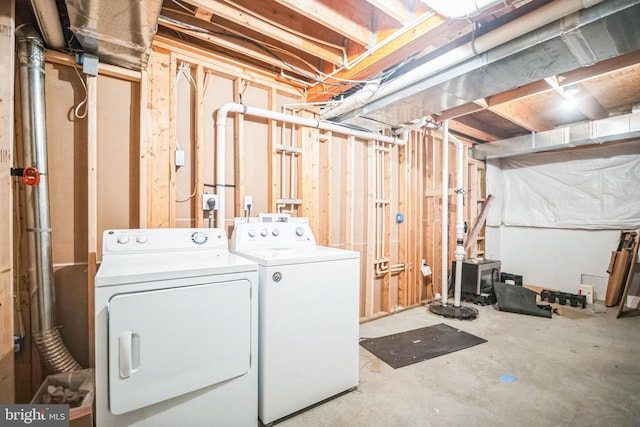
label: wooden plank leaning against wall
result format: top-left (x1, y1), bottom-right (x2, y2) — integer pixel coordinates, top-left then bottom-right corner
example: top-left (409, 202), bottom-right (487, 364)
top-left (0, 0), bottom-right (15, 403)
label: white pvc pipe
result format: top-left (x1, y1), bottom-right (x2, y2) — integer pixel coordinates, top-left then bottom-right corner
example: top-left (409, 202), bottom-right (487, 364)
top-left (321, 0), bottom-right (604, 120)
top-left (215, 102), bottom-right (402, 228)
top-left (440, 121), bottom-right (466, 307)
top-left (422, 0), bottom-right (503, 19)
top-left (441, 121), bottom-right (449, 306)
top-left (449, 131), bottom-right (466, 308)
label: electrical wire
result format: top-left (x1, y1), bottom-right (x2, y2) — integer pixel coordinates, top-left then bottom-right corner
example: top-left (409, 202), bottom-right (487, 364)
top-left (71, 62), bottom-right (88, 119)
top-left (174, 61), bottom-right (198, 202)
top-left (159, 13), bottom-right (383, 87)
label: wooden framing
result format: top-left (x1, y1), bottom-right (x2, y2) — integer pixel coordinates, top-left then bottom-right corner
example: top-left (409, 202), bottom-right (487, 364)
top-left (86, 75), bottom-right (98, 368)
top-left (0, 0), bottom-right (15, 403)
top-left (194, 64), bottom-right (205, 228)
top-left (320, 131), bottom-right (332, 247)
top-left (344, 136), bottom-right (355, 250)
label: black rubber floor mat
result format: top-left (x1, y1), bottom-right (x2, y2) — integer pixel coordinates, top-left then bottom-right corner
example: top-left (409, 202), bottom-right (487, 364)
top-left (359, 323), bottom-right (487, 369)
top-left (493, 282), bottom-right (552, 318)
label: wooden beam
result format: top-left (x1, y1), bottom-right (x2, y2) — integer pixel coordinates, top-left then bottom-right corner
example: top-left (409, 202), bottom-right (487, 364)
top-left (306, 14), bottom-right (462, 102)
top-left (159, 18), bottom-right (311, 77)
top-left (45, 50), bottom-right (141, 82)
top-left (365, 141), bottom-right (376, 317)
top-left (365, 0), bottom-right (413, 23)
top-left (86, 75), bottom-right (98, 369)
top-left (183, 0), bottom-right (344, 65)
top-left (138, 70), bottom-right (148, 228)
top-left (558, 50), bottom-right (640, 87)
top-left (345, 136), bottom-right (355, 250)
top-left (488, 102), bottom-right (552, 133)
top-left (272, 0), bottom-right (373, 47)
top-left (0, 0), bottom-right (15, 403)
top-left (570, 84), bottom-right (609, 120)
top-left (154, 35), bottom-right (304, 98)
top-left (397, 136), bottom-right (409, 307)
top-left (267, 86), bottom-right (276, 214)
top-left (147, 49), bottom-right (173, 227)
top-left (195, 64), bottom-right (205, 228)
top-left (321, 132), bottom-right (332, 247)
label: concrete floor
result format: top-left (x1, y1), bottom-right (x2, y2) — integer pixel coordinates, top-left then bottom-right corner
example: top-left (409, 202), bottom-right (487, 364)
top-left (277, 303), bottom-right (640, 427)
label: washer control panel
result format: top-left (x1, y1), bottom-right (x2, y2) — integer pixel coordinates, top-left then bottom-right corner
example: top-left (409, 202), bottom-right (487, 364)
top-left (230, 221), bottom-right (316, 251)
top-left (103, 228), bottom-right (227, 254)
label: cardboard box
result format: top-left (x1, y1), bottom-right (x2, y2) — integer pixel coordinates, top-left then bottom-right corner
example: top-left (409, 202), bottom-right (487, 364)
top-left (31, 368), bottom-right (94, 427)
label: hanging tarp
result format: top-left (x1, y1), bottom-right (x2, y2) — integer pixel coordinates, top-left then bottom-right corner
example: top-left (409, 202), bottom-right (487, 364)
top-left (486, 140), bottom-right (640, 230)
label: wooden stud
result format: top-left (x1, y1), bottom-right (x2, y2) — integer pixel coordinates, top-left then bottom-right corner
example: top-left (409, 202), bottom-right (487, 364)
top-left (345, 136), bottom-right (355, 250)
top-left (169, 54), bottom-right (178, 226)
top-left (195, 64), bottom-right (205, 228)
top-left (381, 144), bottom-right (392, 312)
top-left (86, 75), bottom-right (98, 368)
top-left (321, 131), bottom-right (332, 246)
top-left (138, 70), bottom-right (148, 228)
top-left (147, 49), bottom-right (173, 227)
top-left (0, 0), bottom-right (15, 403)
top-left (364, 141), bottom-right (376, 317)
top-left (417, 131), bottom-right (426, 302)
top-left (267, 87), bottom-right (277, 214)
top-left (233, 79), bottom-right (246, 218)
top-left (397, 136), bottom-right (409, 307)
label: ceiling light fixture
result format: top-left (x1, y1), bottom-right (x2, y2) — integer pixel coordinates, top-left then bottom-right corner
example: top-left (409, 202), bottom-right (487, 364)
top-left (419, 0), bottom-right (503, 19)
top-left (562, 83), bottom-right (580, 97)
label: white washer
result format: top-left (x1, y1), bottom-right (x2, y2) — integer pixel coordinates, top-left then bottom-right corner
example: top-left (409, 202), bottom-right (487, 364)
top-left (95, 228), bottom-right (258, 427)
top-left (230, 220), bottom-right (360, 425)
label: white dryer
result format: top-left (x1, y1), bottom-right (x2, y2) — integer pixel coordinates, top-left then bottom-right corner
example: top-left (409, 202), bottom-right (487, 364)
top-left (95, 228), bottom-right (258, 427)
top-left (230, 219), bottom-right (360, 425)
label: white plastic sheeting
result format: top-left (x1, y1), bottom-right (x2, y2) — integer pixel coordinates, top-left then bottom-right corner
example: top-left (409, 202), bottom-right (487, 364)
top-left (486, 140), bottom-right (640, 229)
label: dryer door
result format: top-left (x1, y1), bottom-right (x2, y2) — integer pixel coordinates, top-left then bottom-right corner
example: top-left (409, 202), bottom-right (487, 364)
top-left (107, 280), bottom-right (252, 415)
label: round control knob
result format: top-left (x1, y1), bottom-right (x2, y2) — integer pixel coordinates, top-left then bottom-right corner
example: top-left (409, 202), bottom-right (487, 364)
top-left (248, 229), bottom-right (257, 238)
top-left (136, 234), bottom-right (148, 243)
top-left (191, 231), bottom-right (208, 244)
top-left (295, 227), bottom-right (305, 237)
top-left (117, 234), bottom-right (129, 244)
top-left (272, 228), bottom-right (280, 237)
top-left (260, 228), bottom-right (268, 237)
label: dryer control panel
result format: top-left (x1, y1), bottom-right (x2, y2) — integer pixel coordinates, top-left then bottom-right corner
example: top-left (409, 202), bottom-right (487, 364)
top-left (103, 228), bottom-right (228, 255)
top-left (230, 221), bottom-right (316, 251)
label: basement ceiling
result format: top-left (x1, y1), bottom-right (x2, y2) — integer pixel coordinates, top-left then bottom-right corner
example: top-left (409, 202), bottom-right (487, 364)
top-left (29, 0), bottom-right (640, 144)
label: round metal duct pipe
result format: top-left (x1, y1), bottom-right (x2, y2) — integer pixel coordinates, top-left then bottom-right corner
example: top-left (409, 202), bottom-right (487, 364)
top-left (17, 26), bottom-right (82, 373)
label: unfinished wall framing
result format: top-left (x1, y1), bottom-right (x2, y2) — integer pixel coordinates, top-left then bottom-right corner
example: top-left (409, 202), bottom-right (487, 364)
top-left (10, 31), bottom-right (481, 401)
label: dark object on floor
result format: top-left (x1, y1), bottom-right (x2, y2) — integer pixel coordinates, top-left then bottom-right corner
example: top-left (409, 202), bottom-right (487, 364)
top-left (428, 303), bottom-right (479, 320)
top-left (540, 289), bottom-right (587, 308)
top-left (500, 272), bottom-right (523, 286)
top-left (462, 291), bottom-right (495, 306)
top-left (493, 282), bottom-right (552, 318)
top-left (359, 323), bottom-right (487, 369)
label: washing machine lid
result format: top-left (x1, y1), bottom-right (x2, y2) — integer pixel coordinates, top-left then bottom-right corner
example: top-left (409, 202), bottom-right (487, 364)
top-left (96, 251), bottom-right (257, 286)
top-left (232, 245), bottom-right (359, 267)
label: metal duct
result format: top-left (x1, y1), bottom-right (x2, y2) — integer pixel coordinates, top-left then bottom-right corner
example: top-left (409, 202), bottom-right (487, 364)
top-left (471, 111), bottom-right (640, 159)
top-left (17, 27), bottom-right (82, 373)
top-left (65, 0), bottom-right (163, 70)
top-left (331, 0), bottom-right (640, 130)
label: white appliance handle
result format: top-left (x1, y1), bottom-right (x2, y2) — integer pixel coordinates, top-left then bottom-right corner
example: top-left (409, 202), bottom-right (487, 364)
top-left (119, 331), bottom-right (133, 378)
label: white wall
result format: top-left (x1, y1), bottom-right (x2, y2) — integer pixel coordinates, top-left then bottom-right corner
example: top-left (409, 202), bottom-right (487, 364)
top-left (486, 225), bottom-right (618, 298)
top-left (485, 140), bottom-right (640, 300)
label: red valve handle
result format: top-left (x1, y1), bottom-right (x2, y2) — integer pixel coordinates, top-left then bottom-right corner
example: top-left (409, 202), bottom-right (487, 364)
top-left (22, 167), bottom-right (40, 186)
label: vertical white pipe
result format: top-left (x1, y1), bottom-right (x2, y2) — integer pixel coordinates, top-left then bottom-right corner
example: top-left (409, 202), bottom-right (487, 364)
top-left (441, 122), bottom-right (449, 306)
top-left (450, 132), bottom-right (466, 308)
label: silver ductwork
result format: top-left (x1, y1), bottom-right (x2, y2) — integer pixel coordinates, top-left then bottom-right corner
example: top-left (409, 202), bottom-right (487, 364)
top-left (329, 0), bottom-right (640, 130)
top-left (472, 111), bottom-right (640, 159)
top-left (65, 0), bottom-right (163, 70)
top-left (17, 27), bottom-right (82, 373)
